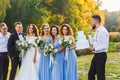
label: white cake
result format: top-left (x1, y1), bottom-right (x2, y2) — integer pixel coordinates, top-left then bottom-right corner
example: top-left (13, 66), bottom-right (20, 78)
top-left (76, 31), bottom-right (90, 50)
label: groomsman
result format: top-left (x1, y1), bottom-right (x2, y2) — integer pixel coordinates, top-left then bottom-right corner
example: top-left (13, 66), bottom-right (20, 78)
top-left (0, 23), bottom-right (11, 80)
top-left (87, 15), bottom-right (109, 80)
top-left (8, 22), bottom-right (25, 80)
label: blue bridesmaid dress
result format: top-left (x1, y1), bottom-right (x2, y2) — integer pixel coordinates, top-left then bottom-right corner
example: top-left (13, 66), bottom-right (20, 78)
top-left (38, 37), bottom-right (52, 80)
top-left (64, 46), bottom-right (78, 80)
top-left (52, 37), bottom-right (64, 80)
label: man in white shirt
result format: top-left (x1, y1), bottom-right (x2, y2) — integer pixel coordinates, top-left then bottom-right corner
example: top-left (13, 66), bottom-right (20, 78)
top-left (0, 22), bottom-right (11, 80)
top-left (87, 15), bottom-right (109, 80)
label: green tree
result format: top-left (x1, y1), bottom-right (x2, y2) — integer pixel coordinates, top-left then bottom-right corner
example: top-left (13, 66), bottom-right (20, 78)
top-left (110, 26), bottom-right (116, 32)
top-left (49, 0), bottom-right (104, 34)
top-left (0, 0), bottom-right (10, 22)
top-left (104, 10), bottom-right (120, 32)
top-left (5, 0), bottom-right (51, 32)
top-left (4, 0), bottom-right (104, 34)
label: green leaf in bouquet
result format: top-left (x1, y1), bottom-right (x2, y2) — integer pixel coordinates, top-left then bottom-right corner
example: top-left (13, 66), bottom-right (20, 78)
top-left (19, 51), bottom-right (22, 58)
top-left (44, 44), bottom-right (54, 57)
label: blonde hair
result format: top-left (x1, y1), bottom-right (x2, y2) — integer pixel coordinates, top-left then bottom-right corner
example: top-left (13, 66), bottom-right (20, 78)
top-left (41, 23), bottom-right (50, 36)
top-left (0, 22), bottom-right (7, 31)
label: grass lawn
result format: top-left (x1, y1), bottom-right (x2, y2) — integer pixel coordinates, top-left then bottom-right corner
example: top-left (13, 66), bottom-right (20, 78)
top-left (7, 52), bottom-right (120, 80)
top-left (78, 52), bottom-right (120, 80)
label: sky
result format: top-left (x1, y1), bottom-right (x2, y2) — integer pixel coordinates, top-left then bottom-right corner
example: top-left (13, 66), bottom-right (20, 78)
top-left (99, 0), bottom-right (120, 12)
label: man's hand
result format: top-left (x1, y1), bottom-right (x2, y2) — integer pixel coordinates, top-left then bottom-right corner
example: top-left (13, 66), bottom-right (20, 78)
top-left (88, 27), bottom-right (93, 35)
top-left (87, 47), bottom-right (94, 51)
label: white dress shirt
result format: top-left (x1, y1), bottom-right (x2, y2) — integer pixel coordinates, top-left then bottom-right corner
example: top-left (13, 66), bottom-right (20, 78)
top-left (0, 32), bottom-right (11, 52)
top-left (88, 26), bottom-right (109, 53)
top-left (17, 32), bottom-right (24, 41)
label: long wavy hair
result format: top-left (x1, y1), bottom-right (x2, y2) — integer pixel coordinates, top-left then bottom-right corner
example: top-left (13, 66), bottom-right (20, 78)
top-left (50, 25), bottom-right (59, 41)
top-left (27, 24), bottom-right (39, 37)
top-left (41, 23), bottom-right (50, 36)
top-left (60, 23), bottom-right (74, 36)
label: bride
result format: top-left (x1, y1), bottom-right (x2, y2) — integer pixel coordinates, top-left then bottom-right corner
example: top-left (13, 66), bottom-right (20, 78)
top-left (16, 24), bottom-right (40, 80)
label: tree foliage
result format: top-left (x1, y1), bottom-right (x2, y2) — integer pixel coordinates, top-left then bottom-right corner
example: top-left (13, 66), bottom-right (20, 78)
top-left (104, 10), bottom-right (120, 32)
top-left (2, 0), bottom-right (104, 34)
top-left (0, 0), bottom-right (10, 22)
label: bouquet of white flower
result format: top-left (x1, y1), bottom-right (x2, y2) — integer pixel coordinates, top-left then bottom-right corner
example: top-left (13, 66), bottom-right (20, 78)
top-left (44, 43), bottom-right (58, 67)
top-left (59, 36), bottom-right (72, 48)
top-left (16, 40), bottom-right (28, 51)
top-left (59, 36), bottom-right (72, 60)
top-left (35, 37), bottom-right (45, 49)
top-left (44, 44), bottom-right (54, 56)
top-left (16, 38), bottom-right (34, 58)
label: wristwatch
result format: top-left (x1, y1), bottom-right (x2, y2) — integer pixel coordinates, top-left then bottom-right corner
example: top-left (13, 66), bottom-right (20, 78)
top-left (88, 33), bottom-right (92, 35)
top-left (93, 48), bottom-right (95, 51)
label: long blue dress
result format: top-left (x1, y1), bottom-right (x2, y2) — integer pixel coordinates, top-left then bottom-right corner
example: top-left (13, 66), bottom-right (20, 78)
top-left (64, 46), bottom-right (78, 80)
top-left (52, 37), bottom-right (64, 80)
top-left (38, 37), bottom-right (52, 80)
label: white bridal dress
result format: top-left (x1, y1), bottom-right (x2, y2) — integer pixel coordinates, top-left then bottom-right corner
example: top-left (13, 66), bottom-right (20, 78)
top-left (16, 36), bottom-right (40, 80)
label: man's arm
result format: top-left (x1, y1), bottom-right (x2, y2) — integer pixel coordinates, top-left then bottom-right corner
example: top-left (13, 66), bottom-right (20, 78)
top-left (88, 27), bottom-right (94, 45)
top-left (93, 31), bottom-right (109, 52)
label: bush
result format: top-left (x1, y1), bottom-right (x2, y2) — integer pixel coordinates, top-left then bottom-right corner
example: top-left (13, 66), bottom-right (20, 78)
top-left (109, 32), bottom-right (120, 42)
top-left (108, 42), bottom-right (117, 52)
top-left (76, 42), bottom-right (120, 56)
top-left (76, 49), bottom-right (92, 56)
top-left (115, 42), bottom-right (120, 52)
top-left (108, 42), bottom-right (120, 52)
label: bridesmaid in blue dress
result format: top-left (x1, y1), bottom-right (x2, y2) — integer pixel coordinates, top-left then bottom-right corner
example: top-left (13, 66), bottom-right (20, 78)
top-left (60, 23), bottom-right (78, 80)
top-left (50, 25), bottom-right (64, 80)
top-left (38, 23), bottom-right (52, 80)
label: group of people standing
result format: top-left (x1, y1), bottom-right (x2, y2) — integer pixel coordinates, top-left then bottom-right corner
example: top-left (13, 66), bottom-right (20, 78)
top-left (0, 15), bottom-right (109, 80)
top-left (0, 22), bottom-right (78, 80)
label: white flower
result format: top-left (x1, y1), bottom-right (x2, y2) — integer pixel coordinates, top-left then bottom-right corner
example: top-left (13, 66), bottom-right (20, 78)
top-left (22, 42), bottom-right (25, 47)
top-left (64, 39), bottom-right (68, 42)
top-left (49, 44), bottom-right (53, 49)
top-left (35, 37), bottom-right (43, 45)
top-left (64, 36), bottom-right (70, 42)
top-left (44, 44), bottom-right (54, 56)
top-left (59, 38), bottom-right (62, 44)
top-left (37, 37), bottom-right (42, 42)
top-left (16, 40), bottom-right (19, 44)
top-left (24, 42), bottom-right (28, 47)
top-left (44, 44), bottom-right (49, 51)
top-left (44, 53), bottom-right (47, 57)
top-left (18, 43), bottom-right (21, 46)
top-left (36, 39), bottom-right (39, 44)
top-left (69, 40), bottom-right (72, 44)
top-left (54, 49), bottom-right (58, 53)
top-left (38, 37), bottom-right (42, 40)
top-left (49, 48), bottom-right (52, 51)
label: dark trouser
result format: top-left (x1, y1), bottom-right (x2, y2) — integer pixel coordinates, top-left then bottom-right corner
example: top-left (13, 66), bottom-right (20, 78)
top-left (88, 52), bottom-right (107, 80)
top-left (9, 57), bottom-right (21, 80)
top-left (0, 52), bottom-right (9, 80)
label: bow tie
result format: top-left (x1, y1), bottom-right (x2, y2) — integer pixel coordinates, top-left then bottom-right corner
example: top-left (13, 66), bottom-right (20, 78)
top-left (19, 33), bottom-right (23, 35)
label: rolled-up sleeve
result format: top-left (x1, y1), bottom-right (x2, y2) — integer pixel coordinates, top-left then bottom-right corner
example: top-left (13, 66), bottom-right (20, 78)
top-left (88, 35), bottom-right (94, 45)
top-left (94, 31), bottom-right (109, 52)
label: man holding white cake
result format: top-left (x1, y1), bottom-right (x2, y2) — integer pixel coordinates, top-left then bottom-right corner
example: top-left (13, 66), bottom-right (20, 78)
top-left (87, 15), bottom-right (109, 80)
